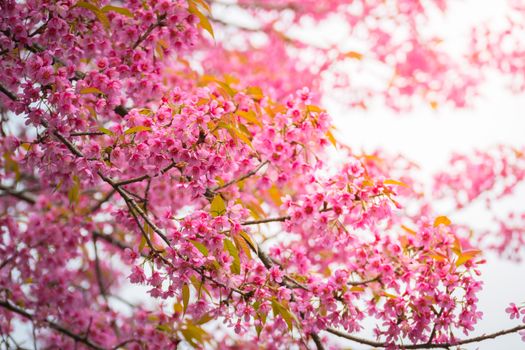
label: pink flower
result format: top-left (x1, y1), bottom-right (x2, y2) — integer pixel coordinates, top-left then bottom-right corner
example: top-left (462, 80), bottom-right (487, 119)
top-left (506, 303), bottom-right (521, 320)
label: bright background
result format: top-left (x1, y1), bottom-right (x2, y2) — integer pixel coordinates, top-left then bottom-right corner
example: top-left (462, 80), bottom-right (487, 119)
top-left (321, 1), bottom-right (525, 346)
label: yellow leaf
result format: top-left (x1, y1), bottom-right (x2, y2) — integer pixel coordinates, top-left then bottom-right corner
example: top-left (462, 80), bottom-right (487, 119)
top-left (456, 249), bottom-right (481, 267)
top-left (325, 129), bottom-right (337, 148)
top-left (271, 300), bottom-right (294, 331)
top-left (192, 0), bottom-right (211, 13)
top-left (384, 179), bottom-right (409, 188)
top-left (238, 110), bottom-right (262, 127)
top-left (210, 195), bottom-right (226, 217)
top-left (233, 232), bottom-right (252, 259)
top-left (101, 5), bottom-right (133, 17)
top-left (246, 86), bottom-right (263, 100)
top-left (401, 225), bottom-right (417, 235)
top-left (173, 302), bottom-right (183, 314)
top-left (80, 87), bottom-right (104, 95)
top-left (306, 105), bottom-right (323, 113)
top-left (124, 125), bottom-right (151, 135)
top-left (433, 216), bottom-right (451, 227)
top-left (195, 313), bottom-right (214, 325)
top-left (188, 1), bottom-right (214, 39)
top-left (181, 324), bottom-right (209, 346)
top-left (215, 81), bottom-right (236, 97)
top-left (239, 231), bottom-right (257, 254)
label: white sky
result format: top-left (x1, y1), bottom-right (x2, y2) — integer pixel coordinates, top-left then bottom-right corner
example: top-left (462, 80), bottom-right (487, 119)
top-left (324, 1), bottom-right (525, 347)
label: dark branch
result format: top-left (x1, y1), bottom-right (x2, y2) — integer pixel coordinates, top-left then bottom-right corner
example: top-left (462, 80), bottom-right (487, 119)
top-left (0, 184), bottom-right (36, 204)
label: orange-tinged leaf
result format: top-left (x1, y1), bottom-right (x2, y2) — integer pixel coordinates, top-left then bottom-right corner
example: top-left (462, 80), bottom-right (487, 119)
top-left (325, 129), bottom-right (337, 148)
top-left (384, 179), bottom-right (409, 187)
top-left (428, 252), bottom-right (448, 262)
top-left (306, 104), bottom-right (323, 113)
top-left (344, 51), bottom-right (363, 60)
top-left (80, 87), bottom-right (104, 95)
top-left (193, 0), bottom-right (211, 13)
top-left (434, 216), bottom-right (451, 227)
top-left (268, 185), bottom-right (282, 206)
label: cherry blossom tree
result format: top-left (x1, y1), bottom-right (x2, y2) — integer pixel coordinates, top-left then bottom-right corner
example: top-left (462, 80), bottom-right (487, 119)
top-left (1, 1), bottom-right (524, 349)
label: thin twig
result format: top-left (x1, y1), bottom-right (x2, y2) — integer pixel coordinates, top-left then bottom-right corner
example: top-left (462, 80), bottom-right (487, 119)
top-left (132, 15), bottom-right (166, 49)
top-left (325, 324), bottom-right (525, 349)
top-left (114, 161), bottom-right (183, 187)
top-left (212, 160), bottom-right (269, 192)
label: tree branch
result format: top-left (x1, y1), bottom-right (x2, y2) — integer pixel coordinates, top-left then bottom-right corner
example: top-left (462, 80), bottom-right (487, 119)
top-left (325, 324), bottom-right (525, 349)
top-left (0, 184), bottom-right (36, 204)
top-left (0, 300), bottom-right (105, 350)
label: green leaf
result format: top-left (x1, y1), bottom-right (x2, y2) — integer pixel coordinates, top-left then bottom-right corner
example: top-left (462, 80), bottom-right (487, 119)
top-left (223, 238), bottom-right (241, 274)
top-left (182, 284), bottom-right (190, 314)
top-left (181, 323), bottom-right (208, 346)
top-left (195, 312), bottom-right (214, 325)
top-left (190, 240), bottom-right (209, 256)
top-left (75, 1), bottom-right (99, 13)
top-left (98, 127), bottom-right (114, 136)
top-left (210, 195), bottom-right (226, 217)
top-left (124, 125), bottom-right (151, 135)
top-left (101, 5), bottom-right (133, 17)
top-left (75, 2), bottom-right (110, 30)
top-left (68, 175), bottom-right (80, 205)
top-left (271, 300), bottom-right (294, 331)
